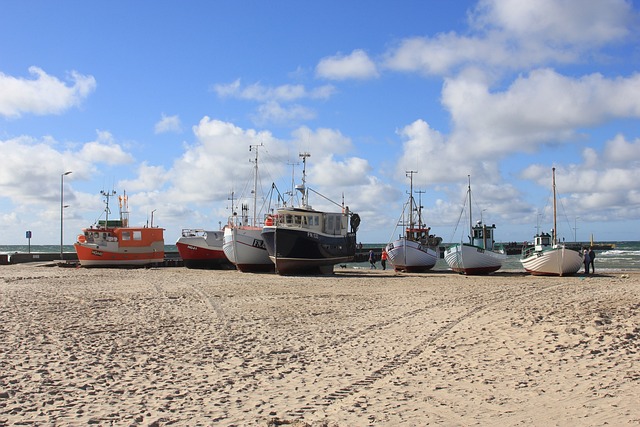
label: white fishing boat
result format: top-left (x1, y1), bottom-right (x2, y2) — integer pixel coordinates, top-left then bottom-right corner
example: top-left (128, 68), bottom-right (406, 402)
top-left (385, 171), bottom-right (441, 272)
top-left (520, 168), bottom-right (582, 276)
top-left (445, 175), bottom-right (506, 275)
top-left (223, 144), bottom-right (274, 272)
top-left (261, 152), bottom-right (361, 275)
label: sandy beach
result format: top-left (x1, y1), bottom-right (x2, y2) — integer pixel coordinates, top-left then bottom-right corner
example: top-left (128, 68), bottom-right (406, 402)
top-left (0, 265), bottom-right (638, 426)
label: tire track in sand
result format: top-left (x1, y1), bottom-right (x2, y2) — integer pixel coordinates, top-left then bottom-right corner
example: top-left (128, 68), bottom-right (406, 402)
top-left (288, 282), bottom-right (566, 416)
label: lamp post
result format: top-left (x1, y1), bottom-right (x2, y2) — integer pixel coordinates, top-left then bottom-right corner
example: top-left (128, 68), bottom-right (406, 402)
top-left (60, 171), bottom-right (72, 260)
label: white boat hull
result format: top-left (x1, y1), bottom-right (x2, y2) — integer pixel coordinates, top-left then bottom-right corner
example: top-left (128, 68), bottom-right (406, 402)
top-left (386, 238), bottom-right (437, 272)
top-left (520, 246), bottom-right (582, 276)
top-left (445, 243), bottom-right (506, 275)
top-left (223, 226), bottom-right (274, 272)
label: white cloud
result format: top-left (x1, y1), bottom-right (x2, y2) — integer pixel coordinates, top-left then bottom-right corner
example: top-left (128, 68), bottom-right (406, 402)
top-left (253, 101), bottom-right (316, 125)
top-left (383, 0), bottom-right (635, 76)
top-left (441, 69), bottom-right (640, 157)
top-left (316, 49), bottom-right (379, 80)
top-left (79, 131), bottom-right (135, 165)
top-left (154, 113), bottom-right (182, 134)
top-left (0, 66), bottom-right (96, 118)
top-left (118, 162), bottom-right (169, 192)
top-left (213, 79), bottom-right (335, 102)
top-left (471, 0), bottom-right (633, 46)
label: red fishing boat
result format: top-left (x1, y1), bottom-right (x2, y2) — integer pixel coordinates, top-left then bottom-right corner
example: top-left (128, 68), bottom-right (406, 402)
top-left (176, 228), bottom-right (234, 269)
top-left (74, 190), bottom-right (164, 267)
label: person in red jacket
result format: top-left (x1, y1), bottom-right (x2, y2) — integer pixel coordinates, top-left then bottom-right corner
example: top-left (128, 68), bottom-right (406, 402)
top-left (380, 249), bottom-right (388, 270)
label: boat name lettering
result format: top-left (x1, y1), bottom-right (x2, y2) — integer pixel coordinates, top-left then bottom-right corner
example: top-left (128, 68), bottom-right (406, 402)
top-left (187, 245), bottom-right (198, 251)
top-left (91, 250), bottom-right (103, 257)
top-left (252, 239), bottom-right (266, 249)
top-left (307, 232), bottom-right (319, 239)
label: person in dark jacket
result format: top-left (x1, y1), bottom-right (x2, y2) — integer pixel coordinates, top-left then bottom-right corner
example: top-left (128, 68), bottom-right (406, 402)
top-left (582, 248), bottom-right (591, 275)
top-left (368, 249), bottom-right (377, 269)
top-left (588, 247), bottom-right (596, 274)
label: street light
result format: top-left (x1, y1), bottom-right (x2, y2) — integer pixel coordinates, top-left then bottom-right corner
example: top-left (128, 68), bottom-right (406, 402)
top-left (60, 171), bottom-right (72, 260)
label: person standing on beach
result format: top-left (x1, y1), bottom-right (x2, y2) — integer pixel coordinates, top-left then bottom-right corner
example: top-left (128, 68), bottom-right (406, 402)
top-left (380, 249), bottom-right (387, 270)
top-left (369, 249), bottom-right (377, 269)
top-left (583, 248), bottom-right (591, 274)
top-left (589, 247), bottom-right (596, 273)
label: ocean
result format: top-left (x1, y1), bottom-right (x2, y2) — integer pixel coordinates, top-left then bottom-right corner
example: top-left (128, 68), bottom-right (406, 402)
top-left (2, 242), bottom-right (639, 272)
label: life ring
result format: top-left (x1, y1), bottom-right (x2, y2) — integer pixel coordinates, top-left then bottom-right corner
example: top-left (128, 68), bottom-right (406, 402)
top-left (78, 234), bottom-right (86, 243)
top-left (265, 215), bottom-right (274, 226)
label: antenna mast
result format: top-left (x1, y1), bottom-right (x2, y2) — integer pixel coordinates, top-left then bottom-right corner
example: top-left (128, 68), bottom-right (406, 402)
top-left (249, 143), bottom-right (263, 226)
top-left (298, 152), bottom-right (311, 207)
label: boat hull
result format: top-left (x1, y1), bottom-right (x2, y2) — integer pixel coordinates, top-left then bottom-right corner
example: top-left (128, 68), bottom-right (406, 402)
top-left (262, 227), bottom-right (356, 275)
top-left (520, 246), bottom-right (582, 276)
top-left (176, 231), bottom-right (234, 269)
top-left (74, 242), bottom-right (164, 266)
top-left (223, 226), bottom-right (274, 273)
top-left (445, 243), bottom-right (506, 275)
top-left (386, 238), bottom-right (438, 272)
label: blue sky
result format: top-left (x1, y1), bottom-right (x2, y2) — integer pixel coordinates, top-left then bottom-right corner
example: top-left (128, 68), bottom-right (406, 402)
top-left (1, 0), bottom-right (640, 246)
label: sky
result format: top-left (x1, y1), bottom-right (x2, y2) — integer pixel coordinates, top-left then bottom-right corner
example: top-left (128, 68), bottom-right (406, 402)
top-left (1, 0), bottom-right (640, 246)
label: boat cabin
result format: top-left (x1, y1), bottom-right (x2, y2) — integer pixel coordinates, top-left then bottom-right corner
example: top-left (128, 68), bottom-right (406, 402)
top-left (270, 209), bottom-right (348, 236)
top-left (471, 221), bottom-right (497, 250)
top-left (533, 232), bottom-right (553, 251)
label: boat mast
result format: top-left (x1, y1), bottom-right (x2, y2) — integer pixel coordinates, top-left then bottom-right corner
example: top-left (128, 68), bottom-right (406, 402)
top-left (552, 167), bottom-right (557, 245)
top-left (406, 170), bottom-right (417, 228)
top-left (249, 143), bottom-right (263, 226)
top-left (298, 152), bottom-right (310, 207)
top-left (467, 175), bottom-right (472, 244)
top-left (100, 189), bottom-right (116, 227)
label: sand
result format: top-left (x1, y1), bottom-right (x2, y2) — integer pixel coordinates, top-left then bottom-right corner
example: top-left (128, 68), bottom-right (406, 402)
top-left (0, 265), bottom-right (638, 426)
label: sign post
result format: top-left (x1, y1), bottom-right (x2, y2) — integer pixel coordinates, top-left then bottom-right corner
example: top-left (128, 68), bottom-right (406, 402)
top-left (26, 230), bottom-right (32, 253)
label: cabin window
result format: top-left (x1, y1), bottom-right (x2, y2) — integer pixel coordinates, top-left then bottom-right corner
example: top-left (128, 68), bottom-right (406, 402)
top-left (326, 215), bottom-right (334, 234)
top-left (285, 215), bottom-right (293, 225)
top-left (133, 231), bottom-right (142, 240)
top-left (122, 231), bottom-right (131, 241)
top-left (294, 215), bottom-right (302, 225)
top-left (314, 216), bottom-right (320, 226)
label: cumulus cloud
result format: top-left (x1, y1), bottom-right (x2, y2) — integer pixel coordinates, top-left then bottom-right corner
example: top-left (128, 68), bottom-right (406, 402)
top-left (316, 49), bottom-right (379, 80)
top-left (79, 131), bottom-right (135, 165)
top-left (383, 0), bottom-right (635, 76)
top-left (471, 0), bottom-right (634, 46)
top-left (0, 131), bottom-right (135, 207)
top-left (520, 134), bottom-right (640, 220)
top-left (154, 114), bottom-right (182, 134)
top-left (118, 162), bottom-right (169, 192)
top-left (212, 79), bottom-right (336, 126)
top-left (0, 66), bottom-right (96, 118)
top-left (442, 69), bottom-right (640, 156)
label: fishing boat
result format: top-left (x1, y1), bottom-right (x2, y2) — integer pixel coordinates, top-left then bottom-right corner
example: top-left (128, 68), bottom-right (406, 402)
top-left (74, 190), bottom-right (164, 267)
top-left (520, 168), bottom-right (582, 276)
top-left (261, 152), bottom-right (361, 275)
top-left (385, 171), bottom-right (442, 272)
top-left (223, 144), bottom-right (274, 272)
top-left (445, 176), bottom-right (506, 274)
top-left (176, 229), bottom-right (233, 269)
